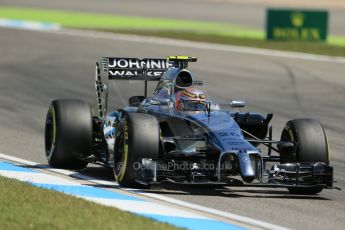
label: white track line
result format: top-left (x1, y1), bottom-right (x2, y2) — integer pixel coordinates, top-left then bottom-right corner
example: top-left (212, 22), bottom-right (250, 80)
top-left (46, 28), bottom-right (345, 64)
top-left (0, 153), bottom-right (289, 230)
top-left (0, 153), bottom-right (116, 185)
top-left (83, 197), bottom-right (211, 219)
top-left (134, 191), bottom-right (287, 230)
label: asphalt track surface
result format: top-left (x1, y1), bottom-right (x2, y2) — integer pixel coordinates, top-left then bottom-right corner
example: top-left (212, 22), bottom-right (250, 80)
top-left (1, 27), bottom-right (345, 229)
top-left (1, 0), bottom-right (345, 36)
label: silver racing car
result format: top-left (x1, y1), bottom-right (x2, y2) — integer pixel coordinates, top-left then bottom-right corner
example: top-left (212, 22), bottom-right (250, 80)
top-left (44, 56), bottom-right (336, 194)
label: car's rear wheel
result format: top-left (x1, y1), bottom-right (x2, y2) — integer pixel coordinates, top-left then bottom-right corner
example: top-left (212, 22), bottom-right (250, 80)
top-left (113, 113), bottom-right (160, 188)
top-left (280, 119), bottom-right (330, 194)
top-left (45, 99), bottom-right (92, 169)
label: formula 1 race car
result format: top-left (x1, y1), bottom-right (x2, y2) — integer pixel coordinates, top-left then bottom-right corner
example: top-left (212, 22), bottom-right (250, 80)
top-left (45, 56), bottom-right (336, 194)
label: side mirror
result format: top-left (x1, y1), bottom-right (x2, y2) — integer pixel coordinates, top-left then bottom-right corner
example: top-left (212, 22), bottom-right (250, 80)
top-left (193, 80), bottom-right (204, 86)
top-left (229, 99), bottom-right (246, 108)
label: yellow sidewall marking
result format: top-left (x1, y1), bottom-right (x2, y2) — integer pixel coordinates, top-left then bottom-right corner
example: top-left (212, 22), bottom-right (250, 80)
top-left (118, 144), bottom-right (128, 182)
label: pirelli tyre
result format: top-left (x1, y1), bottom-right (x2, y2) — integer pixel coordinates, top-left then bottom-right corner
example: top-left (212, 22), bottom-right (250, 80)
top-left (280, 118), bottom-right (330, 194)
top-left (45, 99), bottom-right (92, 169)
top-left (113, 113), bottom-right (160, 188)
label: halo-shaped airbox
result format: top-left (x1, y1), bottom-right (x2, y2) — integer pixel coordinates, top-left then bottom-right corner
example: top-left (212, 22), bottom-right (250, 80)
top-left (175, 70), bottom-right (193, 88)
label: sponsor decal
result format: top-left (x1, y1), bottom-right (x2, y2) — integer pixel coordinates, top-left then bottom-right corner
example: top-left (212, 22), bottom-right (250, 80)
top-left (107, 58), bottom-right (173, 79)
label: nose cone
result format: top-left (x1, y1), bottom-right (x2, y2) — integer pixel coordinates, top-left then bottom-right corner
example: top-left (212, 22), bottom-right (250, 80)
top-left (237, 152), bottom-right (256, 183)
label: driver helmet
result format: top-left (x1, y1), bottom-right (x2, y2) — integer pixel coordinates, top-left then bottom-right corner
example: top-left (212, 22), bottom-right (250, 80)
top-left (175, 87), bottom-right (206, 111)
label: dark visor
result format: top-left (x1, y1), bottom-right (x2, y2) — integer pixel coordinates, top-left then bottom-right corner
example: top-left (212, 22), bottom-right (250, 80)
top-left (181, 100), bottom-right (206, 111)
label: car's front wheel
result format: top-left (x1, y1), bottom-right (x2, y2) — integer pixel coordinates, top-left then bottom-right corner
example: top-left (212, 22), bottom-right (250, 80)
top-left (280, 118), bottom-right (330, 194)
top-left (113, 113), bottom-right (160, 188)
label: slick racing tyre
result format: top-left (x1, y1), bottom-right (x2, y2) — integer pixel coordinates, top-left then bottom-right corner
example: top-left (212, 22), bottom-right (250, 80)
top-left (280, 119), bottom-right (330, 194)
top-left (45, 99), bottom-right (92, 169)
top-left (113, 113), bottom-right (160, 188)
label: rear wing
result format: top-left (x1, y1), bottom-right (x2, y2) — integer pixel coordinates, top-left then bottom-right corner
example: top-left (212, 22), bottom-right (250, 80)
top-left (105, 57), bottom-right (170, 81)
top-left (97, 56), bottom-right (197, 81)
top-left (95, 56), bottom-right (197, 118)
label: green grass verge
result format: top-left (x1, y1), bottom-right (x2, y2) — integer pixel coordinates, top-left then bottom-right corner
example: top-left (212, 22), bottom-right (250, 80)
top-left (0, 176), bottom-right (180, 230)
top-left (0, 7), bottom-right (345, 57)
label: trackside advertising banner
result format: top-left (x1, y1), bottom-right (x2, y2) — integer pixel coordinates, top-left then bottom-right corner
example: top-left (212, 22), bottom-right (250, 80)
top-left (266, 9), bottom-right (328, 42)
